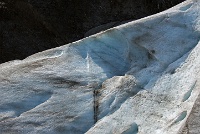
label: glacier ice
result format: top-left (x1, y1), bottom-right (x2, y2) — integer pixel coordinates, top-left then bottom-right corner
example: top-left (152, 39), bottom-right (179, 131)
top-left (0, 0), bottom-right (200, 133)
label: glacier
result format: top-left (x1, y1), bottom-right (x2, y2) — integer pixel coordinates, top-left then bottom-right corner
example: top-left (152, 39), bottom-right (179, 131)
top-left (0, 0), bottom-right (200, 133)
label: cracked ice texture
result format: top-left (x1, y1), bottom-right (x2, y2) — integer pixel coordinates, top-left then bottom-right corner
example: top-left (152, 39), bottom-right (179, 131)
top-left (0, 0), bottom-right (200, 133)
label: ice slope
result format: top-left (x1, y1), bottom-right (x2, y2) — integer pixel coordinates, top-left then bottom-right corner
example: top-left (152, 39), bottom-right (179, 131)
top-left (0, 0), bottom-right (200, 133)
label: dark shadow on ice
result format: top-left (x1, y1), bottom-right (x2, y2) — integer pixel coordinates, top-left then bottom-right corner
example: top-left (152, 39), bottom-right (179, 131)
top-left (75, 29), bottom-right (148, 78)
top-left (73, 14), bottom-right (200, 123)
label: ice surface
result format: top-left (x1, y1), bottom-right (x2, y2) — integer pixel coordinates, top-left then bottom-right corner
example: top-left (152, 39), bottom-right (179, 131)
top-left (0, 0), bottom-right (200, 133)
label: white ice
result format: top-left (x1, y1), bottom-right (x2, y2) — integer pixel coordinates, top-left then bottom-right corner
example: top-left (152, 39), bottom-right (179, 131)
top-left (0, 0), bottom-right (200, 133)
